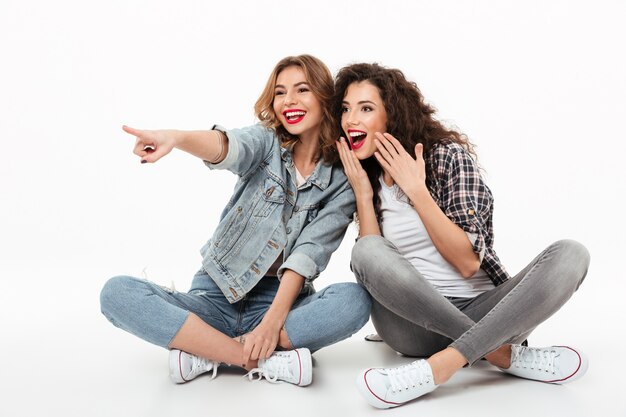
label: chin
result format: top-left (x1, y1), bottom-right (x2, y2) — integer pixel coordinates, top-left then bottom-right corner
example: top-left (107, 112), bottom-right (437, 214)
top-left (354, 150), bottom-right (371, 161)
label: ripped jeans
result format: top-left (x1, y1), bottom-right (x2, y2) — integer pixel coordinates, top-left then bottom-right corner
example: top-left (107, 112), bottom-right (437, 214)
top-left (100, 269), bottom-right (371, 352)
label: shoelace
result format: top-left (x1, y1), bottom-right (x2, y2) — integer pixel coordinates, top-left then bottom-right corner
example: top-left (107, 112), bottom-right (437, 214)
top-left (191, 355), bottom-right (218, 380)
top-left (244, 353), bottom-right (293, 384)
top-left (511, 346), bottom-right (557, 374)
top-left (386, 361), bottom-right (432, 393)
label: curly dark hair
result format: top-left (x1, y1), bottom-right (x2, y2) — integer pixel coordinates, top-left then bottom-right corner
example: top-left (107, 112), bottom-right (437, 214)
top-left (332, 63), bottom-right (477, 223)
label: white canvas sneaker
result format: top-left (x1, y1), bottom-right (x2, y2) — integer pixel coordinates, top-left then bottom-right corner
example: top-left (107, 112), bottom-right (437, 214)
top-left (356, 359), bottom-right (438, 409)
top-left (169, 349), bottom-right (219, 384)
top-left (500, 345), bottom-right (588, 384)
top-left (244, 348), bottom-right (312, 386)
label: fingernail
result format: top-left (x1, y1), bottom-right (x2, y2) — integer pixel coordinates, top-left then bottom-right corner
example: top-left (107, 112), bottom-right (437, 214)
top-left (141, 160), bottom-right (147, 164)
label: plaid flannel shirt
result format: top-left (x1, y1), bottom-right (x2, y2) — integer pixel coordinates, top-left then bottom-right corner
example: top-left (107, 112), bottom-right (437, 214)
top-left (425, 141), bottom-right (510, 286)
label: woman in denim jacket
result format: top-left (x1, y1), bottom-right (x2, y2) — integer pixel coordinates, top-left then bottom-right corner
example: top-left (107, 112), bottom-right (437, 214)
top-left (333, 63), bottom-right (590, 408)
top-left (100, 55), bottom-right (371, 387)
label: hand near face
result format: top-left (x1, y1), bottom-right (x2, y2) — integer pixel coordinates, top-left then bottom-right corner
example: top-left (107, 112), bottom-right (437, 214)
top-left (122, 125), bottom-right (178, 164)
top-left (374, 132), bottom-right (426, 197)
top-left (336, 137), bottom-right (374, 201)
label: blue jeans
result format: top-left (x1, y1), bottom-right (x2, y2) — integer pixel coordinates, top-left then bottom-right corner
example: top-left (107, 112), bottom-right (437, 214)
top-left (100, 269), bottom-right (371, 352)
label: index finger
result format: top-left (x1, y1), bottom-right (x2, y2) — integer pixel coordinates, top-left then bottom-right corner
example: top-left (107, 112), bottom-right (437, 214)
top-left (336, 138), bottom-right (350, 167)
top-left (338, 138), bottom-right (358, 174)
top-left (382, 133), bottom-right (404, 154)
top-left (122, 125), bottom-right (142, 137)
top-left (242, 338), bottom-right (253, 365)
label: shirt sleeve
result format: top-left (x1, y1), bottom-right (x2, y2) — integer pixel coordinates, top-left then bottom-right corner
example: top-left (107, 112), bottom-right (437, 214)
top-left (278, 180), bottom-right (356, 283)
top-left (434, 145), bottom-right (493, 262)
top-left (204, 124), bottom-right (276, 178)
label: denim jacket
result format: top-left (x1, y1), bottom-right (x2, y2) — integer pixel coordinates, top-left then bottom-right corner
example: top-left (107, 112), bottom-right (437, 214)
top-left (200, 124), bottom-right (356, 303)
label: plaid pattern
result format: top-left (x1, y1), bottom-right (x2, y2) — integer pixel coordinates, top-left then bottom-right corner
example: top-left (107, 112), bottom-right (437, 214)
top-left (425, 141), bottom-right (510, 286)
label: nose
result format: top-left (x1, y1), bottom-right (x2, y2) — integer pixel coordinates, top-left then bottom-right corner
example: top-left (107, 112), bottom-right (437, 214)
top-left (284, 90), bottom-right (297, 107)
top-left (345, 110), bottom-right (359, 126)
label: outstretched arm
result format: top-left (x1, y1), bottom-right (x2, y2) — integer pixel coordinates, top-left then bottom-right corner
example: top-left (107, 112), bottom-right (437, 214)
top-left (122, 125), bottom-right (228, 164)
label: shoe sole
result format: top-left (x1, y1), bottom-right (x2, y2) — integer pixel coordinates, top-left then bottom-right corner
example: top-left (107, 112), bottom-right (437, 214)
top-left (355, 369), bottom-right (398, 409)
top-left (168, 349), bottom-right (187, 384)
top-left (550, 346), bottom-right (589, 384)
top-left (501, 345), bottom-right (589, 385)
top-left (295, 348), bottom-right (313, 386)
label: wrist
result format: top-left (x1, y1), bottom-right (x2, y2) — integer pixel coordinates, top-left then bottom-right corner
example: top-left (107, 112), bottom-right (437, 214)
top-left (356, 189), bottom-right (374, 201)
top-left (263, 308), bottom-right (288, 330)
top-left (407, 183), bottom-right (430, 205)
top-left (171, 129), bottom-right (184, 148)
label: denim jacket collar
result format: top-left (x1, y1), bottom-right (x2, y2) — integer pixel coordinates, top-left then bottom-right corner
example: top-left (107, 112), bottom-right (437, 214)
top-left (280, 145), bottom-right (331, 191)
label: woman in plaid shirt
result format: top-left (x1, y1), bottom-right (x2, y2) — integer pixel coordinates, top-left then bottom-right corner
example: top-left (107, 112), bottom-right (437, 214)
top-left (333, 63), bottom-right (590, 409)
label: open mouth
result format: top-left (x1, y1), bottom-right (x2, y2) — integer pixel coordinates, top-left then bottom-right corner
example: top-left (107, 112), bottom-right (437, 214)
top-left (347, 129), bottom-right (367, 150)
top-left (283, 109), bottom-right (306, 125)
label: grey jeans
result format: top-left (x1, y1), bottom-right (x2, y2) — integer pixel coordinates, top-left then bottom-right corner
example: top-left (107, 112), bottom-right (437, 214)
top-left (351, 236), bottom-right (589, 365)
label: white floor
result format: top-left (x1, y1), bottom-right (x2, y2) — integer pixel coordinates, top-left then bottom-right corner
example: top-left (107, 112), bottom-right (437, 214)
top-left (1, 269), bottom-right (623, 417)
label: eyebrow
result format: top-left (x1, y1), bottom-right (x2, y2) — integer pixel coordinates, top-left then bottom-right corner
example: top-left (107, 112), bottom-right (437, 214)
top-left (275, 81), bottom-right (309, 89)
top-left (342, 100), bottom-right (378, 106)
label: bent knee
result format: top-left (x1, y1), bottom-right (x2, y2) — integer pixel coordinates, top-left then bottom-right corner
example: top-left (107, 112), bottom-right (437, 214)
top-left (337, 282), bottom-right (372, 312)
top-left (352, 235), bottom-right (384, 265)
top-left (556, 239), bottom-right (590, 266)
top-left (554, 239), bottom-right (591, 276)
top-left (330, 282), bottom-right (372, 328)
top-left (351, 235), bottom-right (398, 279)
top-left (100, 275), bottom-right (139, 316)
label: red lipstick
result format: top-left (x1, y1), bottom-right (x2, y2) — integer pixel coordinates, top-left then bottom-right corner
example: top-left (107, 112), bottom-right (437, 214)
top-left (347, 129), bottom-right (367, 150)
top-left (283, 109), bottom-right (307, 125)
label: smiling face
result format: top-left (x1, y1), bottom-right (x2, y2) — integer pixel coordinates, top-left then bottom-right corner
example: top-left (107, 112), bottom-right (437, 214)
top-left (341, 81), bottom-right (388, 159)
top-left (272, 65), bottom-right (323, 141)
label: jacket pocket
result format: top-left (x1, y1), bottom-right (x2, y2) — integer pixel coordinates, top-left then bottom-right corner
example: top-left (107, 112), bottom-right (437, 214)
top-left (212, 205), bottom-right (245, 252)
top-left (255, 177), bottom-right (286, 217)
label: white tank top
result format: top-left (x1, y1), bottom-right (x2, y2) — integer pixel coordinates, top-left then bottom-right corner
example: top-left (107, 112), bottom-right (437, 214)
top-left (379, 177), bottom-right (494, 298)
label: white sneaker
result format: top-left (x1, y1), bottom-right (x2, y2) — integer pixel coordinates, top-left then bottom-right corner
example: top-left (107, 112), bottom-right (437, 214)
top-left (500, 345), bottom-right (588, 384)
top-left (356, 360), bottom-right (438, 409)
top-left (244, 348), bottom-right (312, 386)
top-left (169, 349), bottom-right (219, 384)
top-left (364, 333), bottom-right (383, 342)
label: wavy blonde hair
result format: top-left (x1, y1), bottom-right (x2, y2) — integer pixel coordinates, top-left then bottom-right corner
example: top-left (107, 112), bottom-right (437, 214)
top-left (255, 55), bottom-right (339, 164)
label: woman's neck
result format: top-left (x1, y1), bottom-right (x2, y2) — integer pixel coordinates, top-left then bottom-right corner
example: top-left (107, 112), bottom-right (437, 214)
top-left (382, 170), bottom-right (394, 187)
top-left (292, 134), bottom-right (320, 177)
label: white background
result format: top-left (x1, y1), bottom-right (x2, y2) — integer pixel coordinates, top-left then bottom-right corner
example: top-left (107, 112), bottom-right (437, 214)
top-left (1, 1), bottom-right (625, 416)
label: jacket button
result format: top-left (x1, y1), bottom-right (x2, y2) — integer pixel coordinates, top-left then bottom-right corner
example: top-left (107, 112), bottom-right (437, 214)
top-left (294, 206), bottom-right (300, 212)
top-left (286, 227), bottom-right (292, 234)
